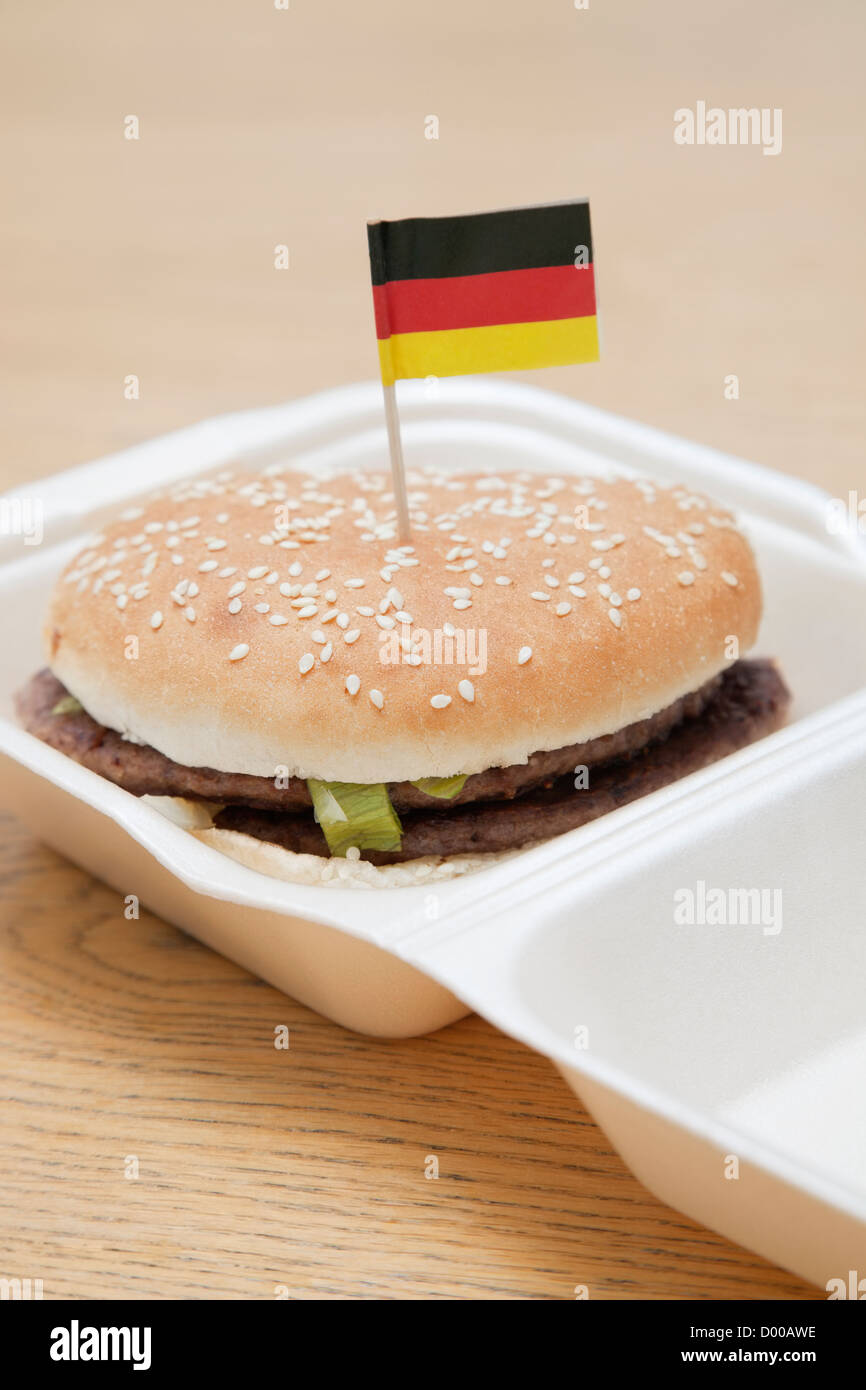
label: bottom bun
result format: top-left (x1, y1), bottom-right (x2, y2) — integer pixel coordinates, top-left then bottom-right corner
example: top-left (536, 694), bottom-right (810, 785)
top-left (190, 826), bottom-right (516, 889)
top-left (143, 795), bottom-right (515, 886)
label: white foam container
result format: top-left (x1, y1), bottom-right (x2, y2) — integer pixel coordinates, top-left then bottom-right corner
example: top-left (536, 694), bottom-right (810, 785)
top-left (2, 379), bottom-right (865, 1289)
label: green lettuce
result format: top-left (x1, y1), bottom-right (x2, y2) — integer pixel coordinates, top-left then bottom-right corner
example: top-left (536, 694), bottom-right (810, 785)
top-left (307, 779), bottom-right (403, 857)
top-left (410, 775), bottom-right (468, 800)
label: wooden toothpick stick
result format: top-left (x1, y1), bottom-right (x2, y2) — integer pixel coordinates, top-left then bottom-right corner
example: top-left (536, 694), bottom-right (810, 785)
top-left (382, 382), bottom-right (412, 542)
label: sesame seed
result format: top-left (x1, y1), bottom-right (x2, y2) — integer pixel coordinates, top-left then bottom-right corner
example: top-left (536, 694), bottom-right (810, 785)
top-left (598, 582), bottom-right (611, 598)
top-left (609, 593), bottom-right (623, 607)
top-left (530, 591), bottom-right (551, 602)
top-left (229, 644), bottom-right (249, 661)
top-left (344, 578), bottom-right (365, 588)
top-left (248, 566), bottom-right (269, 579)
top-left (608, 607), bottom-right (622, 628)
top-left (199, 560), bottom-right (219, 572)
top-left (458, 679), bottom-right (475, 702)
top-left (228, 582), bottom-right (246, 597)
top-left (627, 588), bottom-right (641, 601)
top-left (315, 568), bottom-right (331, 581)
top-left (555, 602), bottom-right (572, 616)
top-left (150, 611), bottom-right (163, 630)
top-left (518, 646), bottom-right (532, 665)
top-left (299, 653), bottom-right (315, 674)
top-left (568, 571), bottom-right (585, 584)
top-left (255, 602), bottom-right (270, 613)
top-left (206, 538), bottom-right (227, 551)
top-left (453, 598), bottom-right (472, 610)
top-left (494, 576), bottom-right (512, 585)
top-left (344, 629), bottom-right (360, 644)
top-left (376, 614), bottom-right (396, 629)
top-left (431, 694), bottom-right (451, 709)
top-left (184, 606), bottom-right (196, 622)
top-left (346, 674), bottom-right (360, 695)
top-left (369, 689), bottom-right (384, 709)
top-left (336, 613), bottom-right (349, 629)
top-left (677, 571), bottom-right (695, 586)
top-left (721, 571), bottom-right (739, 587)
top-left (228, 598), bottom-right (242, 614)
top-left (569, 585), bottom-right (587, 598)
top-left (320, 642), bottom-right (333, 662)
top-left (297, 605), bottom-right (318, 618)
top-left (269, 614), bottom-right (288, 625)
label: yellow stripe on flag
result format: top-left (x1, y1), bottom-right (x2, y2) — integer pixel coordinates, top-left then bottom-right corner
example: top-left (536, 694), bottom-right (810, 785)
top-left (377, 315), bottom-right (599, 386)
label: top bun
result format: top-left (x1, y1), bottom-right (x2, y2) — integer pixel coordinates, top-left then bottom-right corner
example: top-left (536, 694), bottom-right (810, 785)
top-left (44, 465), bottom-right (761, 782)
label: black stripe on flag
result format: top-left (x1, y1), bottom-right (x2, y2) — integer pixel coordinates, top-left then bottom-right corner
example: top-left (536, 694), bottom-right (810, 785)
top-left (367, 200), bottom-right (593, 285)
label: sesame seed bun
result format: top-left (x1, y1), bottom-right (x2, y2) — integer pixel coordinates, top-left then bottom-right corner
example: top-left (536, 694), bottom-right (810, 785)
top-left (44, 466), bottom-right (761, 783)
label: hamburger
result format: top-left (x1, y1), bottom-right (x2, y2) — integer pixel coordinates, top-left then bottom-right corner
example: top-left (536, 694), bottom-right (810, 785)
top-left (16, 465), bottom-right (790, 886)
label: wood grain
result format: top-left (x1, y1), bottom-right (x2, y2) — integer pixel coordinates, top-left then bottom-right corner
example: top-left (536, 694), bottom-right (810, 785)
top-left (0, 812), bottom-right (818, 1301)
top-left (1, 0), bottom-right (862, 1300)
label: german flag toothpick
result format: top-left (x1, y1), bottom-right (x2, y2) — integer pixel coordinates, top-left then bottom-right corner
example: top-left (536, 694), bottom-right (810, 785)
top-left (367, 200), bottom-right (598, 385)
top-left (366, 199), bottom-right (599, 539)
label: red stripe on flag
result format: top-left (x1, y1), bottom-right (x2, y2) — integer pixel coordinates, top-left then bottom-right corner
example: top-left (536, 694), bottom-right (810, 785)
top-left (372, 263), bottom-right (596, 339)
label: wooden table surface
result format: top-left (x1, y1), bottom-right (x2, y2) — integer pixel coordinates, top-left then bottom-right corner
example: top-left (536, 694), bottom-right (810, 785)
top-left (1, 0), bottom-right (862, 1300)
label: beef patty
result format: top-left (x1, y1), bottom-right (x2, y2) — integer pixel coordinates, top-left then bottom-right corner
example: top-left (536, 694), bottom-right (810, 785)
top-left (16, 659), bottom-right (790, 863)
top-left (214, 660), bottom-right (789, 862)
top-left (17, 665), bottom-right (723, 811)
